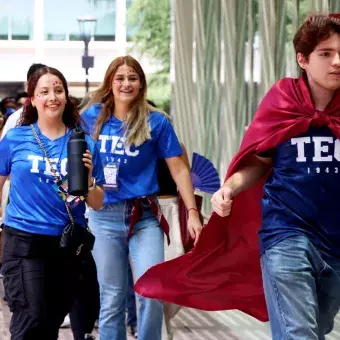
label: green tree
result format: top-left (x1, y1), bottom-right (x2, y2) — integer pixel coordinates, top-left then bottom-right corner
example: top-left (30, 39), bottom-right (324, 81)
top-left (127, 0), bottom-right (171, 111)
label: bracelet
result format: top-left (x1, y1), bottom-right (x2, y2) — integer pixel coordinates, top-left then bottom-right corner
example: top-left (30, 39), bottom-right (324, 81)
top-left (187, 207), bottom-right (199, 214)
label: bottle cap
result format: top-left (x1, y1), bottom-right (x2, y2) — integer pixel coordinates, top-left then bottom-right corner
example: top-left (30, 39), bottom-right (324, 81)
top-left (69, 126), bottom-right (85, 140)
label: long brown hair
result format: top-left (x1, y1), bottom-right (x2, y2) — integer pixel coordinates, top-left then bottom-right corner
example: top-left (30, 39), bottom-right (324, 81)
top-left (82, 55), bottom-right (167, 146)
top-left (19, 66), bottom-right (80, 128)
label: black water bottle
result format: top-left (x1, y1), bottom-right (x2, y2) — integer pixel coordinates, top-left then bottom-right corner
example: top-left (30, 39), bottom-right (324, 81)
top-left (68, 127), bottom-right (89, 196)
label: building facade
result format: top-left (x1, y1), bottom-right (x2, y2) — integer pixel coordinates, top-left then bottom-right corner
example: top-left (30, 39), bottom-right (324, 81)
top-left (0, 0), bottom-right (153, 98)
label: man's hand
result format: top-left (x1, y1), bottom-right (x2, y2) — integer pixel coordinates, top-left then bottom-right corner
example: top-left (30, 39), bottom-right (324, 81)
top-left (210, 187), bottom-right (233, 217)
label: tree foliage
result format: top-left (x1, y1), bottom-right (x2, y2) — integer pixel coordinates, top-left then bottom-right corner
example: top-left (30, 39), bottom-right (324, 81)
top-left (127, 0), bottom-right (171, 73)
top-left (127, 0), bottom-right (171, 110)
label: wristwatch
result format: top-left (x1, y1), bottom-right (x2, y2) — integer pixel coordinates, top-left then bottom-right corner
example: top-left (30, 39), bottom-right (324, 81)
top-left (88, 177), bottom-right (96, 192)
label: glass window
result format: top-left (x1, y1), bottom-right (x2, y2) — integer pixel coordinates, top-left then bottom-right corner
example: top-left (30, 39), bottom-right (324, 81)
top-left (0, 16), bottom-right (9, 40)
top-left (44, 0), bottom-right (92, 41)
top-left (93, 0), bottom-right (116, 41)
top-left (44, 0), bottom-right (116, 41)
top-left (0, 1), bottom-right (34, 40)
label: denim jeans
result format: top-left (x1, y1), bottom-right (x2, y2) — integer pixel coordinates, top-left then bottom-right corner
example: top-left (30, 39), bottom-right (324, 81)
top-left (261, 235), bottom-right (340, 340)
top-left (89, 199), bottom-right (164, 340)
top-left (126, 262), bottom-right (137, 328)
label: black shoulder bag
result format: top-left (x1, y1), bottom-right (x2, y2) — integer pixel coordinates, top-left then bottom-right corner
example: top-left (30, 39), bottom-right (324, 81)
top-left (30, 124), bottom-right (95, 256)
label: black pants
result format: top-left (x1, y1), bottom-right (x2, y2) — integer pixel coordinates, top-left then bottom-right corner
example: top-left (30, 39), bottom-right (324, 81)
top-left (69, 252), bottom-right (100, 340)
top-left (2, 226), bottom-right (79, 340)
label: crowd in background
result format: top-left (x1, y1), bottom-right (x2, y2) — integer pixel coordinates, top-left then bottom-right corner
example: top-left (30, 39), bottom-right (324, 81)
top-left (0, 92), bottom-right (29, 135)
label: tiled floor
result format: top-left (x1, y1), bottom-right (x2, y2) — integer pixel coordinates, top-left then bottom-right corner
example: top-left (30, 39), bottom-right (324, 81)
top-left (2, 279), bottom-right (340, 339)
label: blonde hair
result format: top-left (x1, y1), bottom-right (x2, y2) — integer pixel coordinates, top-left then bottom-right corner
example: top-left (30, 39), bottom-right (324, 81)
top-left (81, 55), bottom-right (168, 146)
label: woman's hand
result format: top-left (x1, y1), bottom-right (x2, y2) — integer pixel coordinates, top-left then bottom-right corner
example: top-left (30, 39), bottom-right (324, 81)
top-left (187, 210), bottom-right (203, 246)
top-left (82, 149), bottom-right (93, 185)
top-left (211, 187), bottom-right (233, 217)
top-left (83, 149), bottom-right (104, 210)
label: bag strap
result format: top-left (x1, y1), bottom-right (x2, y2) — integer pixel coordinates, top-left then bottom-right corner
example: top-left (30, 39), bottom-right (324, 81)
top-left (30, 124), bottom-right (75, 225)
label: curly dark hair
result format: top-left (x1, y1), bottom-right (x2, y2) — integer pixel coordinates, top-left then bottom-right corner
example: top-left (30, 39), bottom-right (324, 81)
top-left (19, 66), bottom-right (81, 128)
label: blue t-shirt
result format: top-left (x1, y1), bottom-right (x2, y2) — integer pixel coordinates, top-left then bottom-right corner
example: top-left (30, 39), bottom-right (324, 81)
top-left (259, 126), bottom-right (340, 259)
top-left (0, 123), bottom-right (105, 236)
top-left (81, 104), bottom-right (182, 204)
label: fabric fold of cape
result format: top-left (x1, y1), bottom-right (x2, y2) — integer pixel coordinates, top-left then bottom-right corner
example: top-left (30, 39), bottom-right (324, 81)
top-left (135, 75), bottom-right (340, 322)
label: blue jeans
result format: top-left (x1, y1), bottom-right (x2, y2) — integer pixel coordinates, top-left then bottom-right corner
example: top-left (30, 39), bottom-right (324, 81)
top-left (89, 199), bottom-right (164, 340)
top-left (261, 235), bottom-right (340, 340)
top-left (126, 262), bottom-right (137, 328)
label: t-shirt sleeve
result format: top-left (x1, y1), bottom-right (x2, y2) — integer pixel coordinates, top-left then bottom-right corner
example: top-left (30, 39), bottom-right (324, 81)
top-left (80, 109), bottom-right (92, 135)
top-left (87, 137), bottom-right (105, 185)
top-left (0, 134), bottom-right (12, 176)
top-left (81, 104), bottom-right (100, 136)
top-left (156, 116), bottom-right (183, 159)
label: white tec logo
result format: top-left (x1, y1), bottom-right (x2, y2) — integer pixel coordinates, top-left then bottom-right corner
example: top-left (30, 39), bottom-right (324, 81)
top-left (28, 156), bottom-right (67, 183)
top-left (291, 137), bottom-right (340, 162)
top-left (291, 136), bottom-right (340, 175)
top-left (28, 156), bottom-right (67, 176)
top-left (98, 135), bottom-right (139, 157)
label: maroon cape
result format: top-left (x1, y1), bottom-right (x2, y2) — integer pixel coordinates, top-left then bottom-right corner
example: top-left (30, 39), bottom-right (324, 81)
top-left (135, 75), bottom-right (340, 322)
